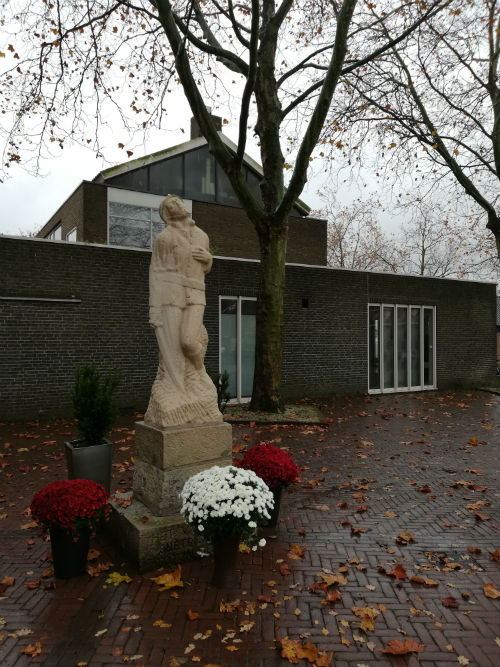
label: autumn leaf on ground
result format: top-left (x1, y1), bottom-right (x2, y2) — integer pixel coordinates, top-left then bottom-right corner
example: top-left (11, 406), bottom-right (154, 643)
top-left (288, 544), bottom-right (306, 559)
top-left (21, 642), bottom-right (42, 657)
top-left (320, 573), bottom-right (348, 586)
top-left (490, 549), bottom-right (500, 562)
top-left (87, 561), bottom-right (113, 576)
top-left (105, 572), bottom-right (132, 587)
top-left (239, 621), bottom-right (254, 633)
top-left (396, 529), bottom-right (415, 544)
top-left (280, 562), bottom-right (292, 576)
top-left (153, 619), bottom-right (172, 628)
top-left (150, 565), bottom-right (183, 590)
top-left (187, 610), bottom-right (199, 621)
top-left (219, 599), bottom-right (242, 612)
top-left (380, 638), bottom-right (424, 655)
top-left (410, 575), bottom-right (439, 587)
top-left (387, 564), bottom-right (406, 580)
top-left (484, 583), bottom-right (500, 599)
top-left (322, 588), bottom-right (342, 604)
top-left (442, 596), bottom-right (459, 608)
top-left (352, 606), bottom-right (379, 632)
top-left (0, 576), bottom-right (14, 593)
top-left (87, 548), bottom-right (101, 561)
top-left (279, 637), bottom-right (319, 664)
top-left (458, 656), bottom-right (470, 666)
top-left (385, 510), bottom-right (397, 518)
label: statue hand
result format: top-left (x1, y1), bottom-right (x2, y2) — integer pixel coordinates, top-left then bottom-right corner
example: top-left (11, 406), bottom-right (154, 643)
top-left (192, 246), bottom-right (211, 263)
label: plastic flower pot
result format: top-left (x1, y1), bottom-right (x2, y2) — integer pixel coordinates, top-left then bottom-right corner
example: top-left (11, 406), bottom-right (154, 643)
top-left (65, 437), bottom-right (113, 493)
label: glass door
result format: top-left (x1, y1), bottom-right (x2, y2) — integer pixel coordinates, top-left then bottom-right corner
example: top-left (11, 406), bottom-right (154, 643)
top-left (368, 304), bottom-right (436, 394)
top-left (219, 297), bottom-right (256, 401)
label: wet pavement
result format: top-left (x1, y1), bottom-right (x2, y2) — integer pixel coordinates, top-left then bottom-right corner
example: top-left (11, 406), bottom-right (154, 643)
top-left (0, 390), bottom-right (499, 667)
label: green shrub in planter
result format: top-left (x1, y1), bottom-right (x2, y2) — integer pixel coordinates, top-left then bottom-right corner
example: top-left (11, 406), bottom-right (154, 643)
top-left (72, 364), bottom-right (119, 446)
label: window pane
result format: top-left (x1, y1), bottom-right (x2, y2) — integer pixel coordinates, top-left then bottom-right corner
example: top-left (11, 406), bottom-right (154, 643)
top-left (383, 307), bottom-right (395, 389)
top-left (109, 202), bottom-right (150, 221)
top-left (220, 299), bottom-right (237, 397)
top-left (246, 169), bottom-right (263, 204)
top-left (240, 300), bottom-right (256, 397)
top-left (368, 306), bottom-right (380, 390)
top-left (216, 163), bottom-right (240, 206)
top-left (151, 212), bottom-right (164, 244)
top-left (423, 309), bottom-right (434, 386)
top-left (149, 156), bottom-right (183, 196)
top-left (109, 216), bottom-right (150, 248)
top-left (185, 147), bottom-right (215, 201)
top-left (397, 307), bottom-right (408, 388)
top-left (108, 167), bottom-right (148, 191)
top-left (411, 308), bottom-right (421, 386)
top-left (66, 228), bottom-right (77, 242)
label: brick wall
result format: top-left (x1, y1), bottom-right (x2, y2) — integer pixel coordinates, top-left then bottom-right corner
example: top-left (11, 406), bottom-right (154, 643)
top-left (0, 237), bottom-right (496, 419)
top-left (193, 201), bottom-right (327, 266)
top-left (37, 183), bottom-right (327, 265)
top-left (37, 181), bottom-right (107, 243)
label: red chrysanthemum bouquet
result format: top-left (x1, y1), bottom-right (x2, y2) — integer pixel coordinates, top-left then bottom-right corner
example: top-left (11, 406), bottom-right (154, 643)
top-left (30, 478), bottom-right (110, 540)
top-left (238, 443), bottom-right (300, 490)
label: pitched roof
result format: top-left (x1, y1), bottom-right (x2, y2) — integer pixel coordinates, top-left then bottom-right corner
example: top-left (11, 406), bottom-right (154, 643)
top-left (93, 133), bottom-right (311, 215)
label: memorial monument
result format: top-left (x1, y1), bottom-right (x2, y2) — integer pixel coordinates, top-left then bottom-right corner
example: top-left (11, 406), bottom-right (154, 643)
top-left (111, 196), bottom-right (232, 571)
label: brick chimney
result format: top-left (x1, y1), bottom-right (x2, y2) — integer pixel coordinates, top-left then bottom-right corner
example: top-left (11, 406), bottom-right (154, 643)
top-left (190, 109), bottom-right (222, 139)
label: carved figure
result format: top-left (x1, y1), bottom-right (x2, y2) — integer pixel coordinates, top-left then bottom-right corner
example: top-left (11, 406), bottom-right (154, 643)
top-left (145, 195), bottom-right (221, 427)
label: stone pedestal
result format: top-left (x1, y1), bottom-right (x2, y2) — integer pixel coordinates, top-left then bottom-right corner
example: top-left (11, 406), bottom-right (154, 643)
top-left (110, 420), bottom-right (232, 572)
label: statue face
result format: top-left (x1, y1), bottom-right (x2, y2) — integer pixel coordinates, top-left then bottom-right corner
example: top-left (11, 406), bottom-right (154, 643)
top-left (160, 196), bottom-right (188, 224)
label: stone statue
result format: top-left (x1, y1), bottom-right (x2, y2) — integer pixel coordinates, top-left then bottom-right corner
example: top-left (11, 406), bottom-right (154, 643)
top-left (145, 195), bottom-right (222, 427)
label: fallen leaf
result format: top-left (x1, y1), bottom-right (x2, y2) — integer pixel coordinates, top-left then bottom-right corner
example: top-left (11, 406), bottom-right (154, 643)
top-left (442, 597), bottom-right (459, 608)
top-left (219, 599), bottom-right (242, 612)
top-left (105, 572), bottom-right (132, 586)
top-left (458, 657), bottom-right (470, 666)
top-left (352, 606), bottom-right (379, 632)
top-left (280, 563), bottom-right (292, 576)
top-left (387, 564), bottom-right (406, 580)
top-left (187, 610), bottom-right (199, 621)
top-left (150, 565), bottom-right (183, 590)
top-left (94, 629), bottom-right (108, 637)
top-left (380, 638), bottom-right (425, 654)
top-left (153, 620), bottom-right (172, 628)
top-left (21, 642), bottom-right (42, 657)
top-left (288, 544), bottom-right (306, 559)
top-left (484, 582), bottom-right (500, 599)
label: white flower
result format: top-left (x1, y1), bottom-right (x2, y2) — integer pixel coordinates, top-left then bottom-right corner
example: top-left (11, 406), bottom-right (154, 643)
top-left (252, 545), bottom-right (257, 551)
top-left (248, 521), bottom-right (257, 528)
top-left (258, 538), bottom-right (266, 547)
top-left (198, 524), bottom-right (204, 532)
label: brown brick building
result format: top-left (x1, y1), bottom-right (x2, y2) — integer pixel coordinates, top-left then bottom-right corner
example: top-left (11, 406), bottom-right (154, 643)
top-left (1, 127), bottom-right (492, 417)
top-left (37, 132), bottom-right (327, 267)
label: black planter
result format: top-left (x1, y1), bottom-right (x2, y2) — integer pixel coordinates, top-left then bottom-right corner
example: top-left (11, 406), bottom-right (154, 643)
top-left (211, 533), bottom-right (240, 588)
top-left (65, 437), bottom-right (113, 493)
top-left (50, 526), bottom-right (90, 579)
top-left (267, 486), bottom-right (283, 527)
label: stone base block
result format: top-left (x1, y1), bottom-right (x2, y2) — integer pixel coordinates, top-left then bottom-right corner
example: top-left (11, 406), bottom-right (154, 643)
top-left (133, 420), bottom-right (232, 516)
top-left (109, 494), bottom-right (208, 573)
top-left (135, 420), bottom-right (232, 469)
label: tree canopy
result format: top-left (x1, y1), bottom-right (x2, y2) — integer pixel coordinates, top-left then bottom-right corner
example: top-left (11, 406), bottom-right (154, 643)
top-left (0, 0), bottom-right (450, 409)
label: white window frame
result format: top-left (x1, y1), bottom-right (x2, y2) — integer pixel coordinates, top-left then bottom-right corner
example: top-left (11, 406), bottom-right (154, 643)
top-left (66, 227), bottom-right (77, 242)
top-left (48, 224), bottom-right (62, 240)
top-left (218, 295), bottom-right (257, 404)
top-left (107, 187), bottom-right (192, 247)
top-left (368, 303), bottom-right (437, 394)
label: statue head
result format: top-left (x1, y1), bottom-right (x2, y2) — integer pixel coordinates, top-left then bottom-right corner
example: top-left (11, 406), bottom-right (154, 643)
top-left (159, 195), bottom-right (189, 225)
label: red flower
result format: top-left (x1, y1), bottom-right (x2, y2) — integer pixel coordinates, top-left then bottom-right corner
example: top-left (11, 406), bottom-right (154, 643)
top-left (30, 479), bottom-right (110, 537)
top-left (238, 443), bottom-right (299, 489)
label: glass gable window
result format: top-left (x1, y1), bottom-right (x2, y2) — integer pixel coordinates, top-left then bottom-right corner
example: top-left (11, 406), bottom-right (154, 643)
top-left (368, 304), bottom-right (436, 394)
top-left (108, 201), bottom-right (168, 248)
top-left (220, 297), bottom-right (256, 402)
top-left (185, 146), bottom-right (216, 201)
top-left (105, 145), bottom-right (296, 211)
top-left (48, 224), bottom-right (62, 240)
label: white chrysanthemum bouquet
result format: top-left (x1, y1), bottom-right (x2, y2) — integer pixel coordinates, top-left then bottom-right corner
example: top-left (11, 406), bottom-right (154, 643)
top-left (180, 465), bottom-right (274, 548)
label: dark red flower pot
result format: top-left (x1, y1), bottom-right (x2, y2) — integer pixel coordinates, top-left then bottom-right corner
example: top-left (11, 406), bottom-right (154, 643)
top-left (50, 526), bottom-right (90, 579)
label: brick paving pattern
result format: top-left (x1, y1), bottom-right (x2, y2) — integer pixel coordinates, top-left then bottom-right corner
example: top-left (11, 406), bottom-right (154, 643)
top-left (0, 390), bottom-right (499, 667)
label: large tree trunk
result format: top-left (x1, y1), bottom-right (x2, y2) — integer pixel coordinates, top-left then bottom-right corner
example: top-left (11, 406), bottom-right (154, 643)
top-left (250, 221), bottom-right (288, 412)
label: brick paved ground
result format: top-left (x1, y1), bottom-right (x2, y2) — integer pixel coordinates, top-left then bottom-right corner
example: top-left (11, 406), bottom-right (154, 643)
top-left (0, 390), bottom-right (499, 667)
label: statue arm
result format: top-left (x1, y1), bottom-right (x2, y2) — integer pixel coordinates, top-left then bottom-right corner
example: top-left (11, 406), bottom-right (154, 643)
top-left (149, 246), bottom-right (163, 328)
